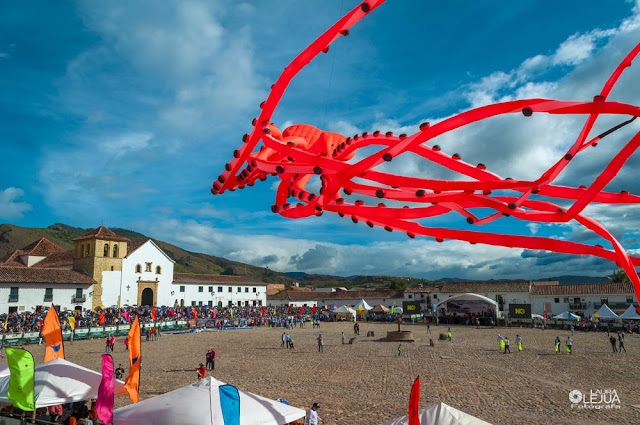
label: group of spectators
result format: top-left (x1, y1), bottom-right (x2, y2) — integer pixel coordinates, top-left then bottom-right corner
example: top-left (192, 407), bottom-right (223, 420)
top-left (2, 399), bottom-right (98, 424)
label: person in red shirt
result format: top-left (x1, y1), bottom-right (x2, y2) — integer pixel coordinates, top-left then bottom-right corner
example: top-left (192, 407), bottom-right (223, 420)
top-left (196, 363), bottom-right (206, 380)
top-left (210, 348), bottom-right (215, 370)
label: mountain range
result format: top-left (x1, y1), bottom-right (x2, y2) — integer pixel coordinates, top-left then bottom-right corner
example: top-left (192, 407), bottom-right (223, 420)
top-left (0, 223), bottom-right (612, 287)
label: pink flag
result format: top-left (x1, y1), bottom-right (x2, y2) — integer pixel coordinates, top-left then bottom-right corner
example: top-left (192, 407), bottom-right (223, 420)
top-left (97, 354), bottom-right (115, 425)
top-left (123, 311), bottom-right (131, 323)
top-left (213, 308), bottom-right (217, 319)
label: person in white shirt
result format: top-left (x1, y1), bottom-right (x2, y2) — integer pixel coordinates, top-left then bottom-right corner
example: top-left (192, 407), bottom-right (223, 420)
top-left (305, 403), bottom-right (321, 425)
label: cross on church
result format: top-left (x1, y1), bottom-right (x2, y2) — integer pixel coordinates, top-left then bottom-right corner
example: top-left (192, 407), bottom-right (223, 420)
top-left (126, 285), bottom-right (130, 291)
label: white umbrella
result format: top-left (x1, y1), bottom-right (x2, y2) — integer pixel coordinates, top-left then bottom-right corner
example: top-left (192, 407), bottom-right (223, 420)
top-left (553, 311), bottom-right (581, 320)
top-left (0, 358), bottom-right (126, 407)
top-left (381, 402), bottom-right (491, 425)
top-left (594, 304), bottom-right (619, 319)
top-left (620, 305), bottom-right (640, 319)
top-left (114, 376), bottom-right (305, 425)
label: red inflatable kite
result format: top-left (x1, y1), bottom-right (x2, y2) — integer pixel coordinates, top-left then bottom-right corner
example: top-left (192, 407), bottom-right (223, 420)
top-left (211, 1), bottom-right (640, 310)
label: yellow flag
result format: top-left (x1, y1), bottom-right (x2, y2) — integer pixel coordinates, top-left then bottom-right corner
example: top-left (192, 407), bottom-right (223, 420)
top-left (3, 316), bottom-right (7, 330)
top-left (68, 317), bottom-right (75, 331)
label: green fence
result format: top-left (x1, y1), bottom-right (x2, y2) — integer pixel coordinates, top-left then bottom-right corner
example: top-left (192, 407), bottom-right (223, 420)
top-left (1, 321), bottom-right (187, 346)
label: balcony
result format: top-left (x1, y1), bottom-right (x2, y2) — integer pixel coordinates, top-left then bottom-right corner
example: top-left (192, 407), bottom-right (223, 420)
top-left (8, 295), bottom-right (18, 303)
top-left (569, 302), bottom-right (587, 310)
top-left (72, 295), bottom-right (86, 303)
top-left (44, 295), bottom-right (53, 302)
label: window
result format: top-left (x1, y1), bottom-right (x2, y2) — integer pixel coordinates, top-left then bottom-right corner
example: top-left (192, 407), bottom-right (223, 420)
top-left (156, 266), bottom-right (162, 274)
top-left (135, 264), bottom-right (142, 273)
top-left (408, 294), bottom-right (413, 299)
top-left (245, 287), bottom-right (249, 293)
top-left (600, 297), bottom-right (609, 305)
top-left (208, 301), bottom-right (213, 307)
top-left (198, 286), bottom-right (203, 293)
top-left (237, 287), bottom-right (241, 293)
top-left (237, 301), bottom-right (241, 306)
top-left (258, 300), bottom-right (262, 306)
top-left (253, 300), bottom-right (257, 306)
top-left (218, 287), bottom-right (223, 293)
top-left (104, 244), bottom-right (109, 257)
top-left (563, 298), bottom-right (569, 303)
top-left (228, 301), bottom-right (233, 307)
top-left (253, 287), bottom-right (257, 293)
top-left (44, 288), bottom-right (53, 302)
top-left (113, 244), bottom-right (118, 258)
top-left (244, 301), bottom-right (249, 306)
top-left (180, 286), bottom-right (185, 293)
top-left (145, 262), bottom-right (152, 272)
top-left (554, 298), bottom-right (559, 303)
top-left (9, 287), bottom-right (18, 302)
top-left (627, 297), bottom-right (634, 304)
top-left (110, 266), bottom-right (114, 271)
top-left (208, 286), bottom-right (213, 293)
top-left (76, 288), bottom-right (83, 297)
top-left (228, 287), bottom-right (232, 293)
top-left (191, 301), bottom-right (196, 306)
top-left (198, 301), bottom-right (203, 306)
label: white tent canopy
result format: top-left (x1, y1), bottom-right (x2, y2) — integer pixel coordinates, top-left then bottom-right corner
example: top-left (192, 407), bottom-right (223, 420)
top-left (594, 304), bottom-right (619, 319)
top-left (436, 293), bottom-right (498, 307)
top-left (381, 402), bottom-right (491, 425)
top-left (0, 358), bottom-right (126, 408)
top-left (620, 305), bottom-right (640, 319)
top-left (0, 363), bottom-right (8, 377)
top-left (114, 376), bottom-right (305, 425)
top-left (334, 305), bottom-right (356, 314)
top-left (532, 314), bottom-right (544, 319)
top-left (553, 311), bottom-right (581, 320)
top-left (353, 299), bottom-right (373, 312)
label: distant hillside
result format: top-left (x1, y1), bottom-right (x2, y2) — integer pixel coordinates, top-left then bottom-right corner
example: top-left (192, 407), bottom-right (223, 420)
top-left (0, 223), bottom-right (293, 283)
top-left (534, 275), bottom-right (610, 284)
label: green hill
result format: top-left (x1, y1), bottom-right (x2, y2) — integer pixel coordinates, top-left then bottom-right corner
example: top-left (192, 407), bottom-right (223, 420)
top-left (0, 223), bottom-right (292, 284)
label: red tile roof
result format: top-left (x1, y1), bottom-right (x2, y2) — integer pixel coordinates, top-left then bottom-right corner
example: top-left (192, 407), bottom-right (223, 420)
top-left (173, 273), bottom-right (267, 286)
top-left (18, 237), bottom-right (67, 257)
top-left (34, 250), bottom-right (74, 268)
top-left (530, 282), bottom-right (635, 296)
top-left (404, 286), bottom-right (441, 293)
top-left (0, 266), bottom-right (95, 285)
top-left (441, 280), bottom-right (532, 293)
top-left (268, 288), bottom-right (404, 301)
top-left (72, 226), bottom-right (131, 242)
top-left (127, 241), bottom-right (146, 256)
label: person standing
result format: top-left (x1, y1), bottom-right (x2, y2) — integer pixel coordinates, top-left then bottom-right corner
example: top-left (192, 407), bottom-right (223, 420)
top-left (554, 336), bottom-right (561, 353)
top-left (286, 333), bottom-right (291, 349)
top-left (305, 403), bottom-right (321, 425)
top-left (609, 335), bottom-right (618, 353)
top-left (618, 333), bottom-right (626, 353)
top-left (447, 327), bottom-right (452, 342)
top-left (516, 335), bottom-right (522, 352)
top-left (497, 334), bottom-right (504, 351)
top-left (281, 332), bottom-right (286, 348)
top-left (341, 332), bottom-right (345, 345)
top-left (317, 333), bottom-right (324, 353)
top-left (397, 344), bottom-right (402, 357)
top-left (426, 321), bottom-right (431, 334)
top-left (115, 364), bottom-right (125, 380)
top-left (566, 336), bottom-right (573, 354)
top-left (503, 336), bottom-right (510, 354)
top-left (205, 349), bottom-right (212, 370)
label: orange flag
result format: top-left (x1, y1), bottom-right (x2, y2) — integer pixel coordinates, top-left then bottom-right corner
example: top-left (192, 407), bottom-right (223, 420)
top-left (151, 307), bottom-right (157, 321)
top-left (124, 316), bottom-right (141, 403)
top-left (42, 304), bottom-right (64, 362)
top-left (99, 312), bottom-right (105, 325)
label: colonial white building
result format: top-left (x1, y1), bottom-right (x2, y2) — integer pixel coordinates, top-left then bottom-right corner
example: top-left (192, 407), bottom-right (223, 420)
top-left (437, 280), bottom-right (533, 312)
top-left (530, 282), bottom-right (637, 317)
top-left (101, 239), bottom-right (175, 307)
top-left (268, 287), bottom-right (404, 309)
top-left (172, 274), bottom-right (267, 308)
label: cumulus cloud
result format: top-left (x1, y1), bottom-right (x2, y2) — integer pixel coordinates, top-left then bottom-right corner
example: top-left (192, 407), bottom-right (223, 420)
top-left (0, 188), bottom-right (32, 220)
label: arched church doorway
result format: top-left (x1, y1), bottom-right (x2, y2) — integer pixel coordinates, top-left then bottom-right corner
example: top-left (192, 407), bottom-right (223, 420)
top-left (141, 288), bottom-right (154, 306)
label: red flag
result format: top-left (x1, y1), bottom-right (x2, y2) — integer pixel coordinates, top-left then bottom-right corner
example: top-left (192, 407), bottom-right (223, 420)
top-left (99, 312), bottom-right (105, 325)
top-left (409, 376), bottom-right (420, 425)
top-left (287, 305), bottom-right (292, 314)
top-left (151, 307), bottom-right (157, 321)
top-left (42, 304), bottom-right (64, 362)
top-left (261, 307), bottom-right (265, 317)
top-left (312, 305), bottom-right (316, 314)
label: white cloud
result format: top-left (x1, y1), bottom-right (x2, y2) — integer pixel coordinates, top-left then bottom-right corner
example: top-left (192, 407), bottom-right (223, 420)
top-left (0, 188), bottom-right (32, 220)
top-left (99, 132), bottom-right (153, 158)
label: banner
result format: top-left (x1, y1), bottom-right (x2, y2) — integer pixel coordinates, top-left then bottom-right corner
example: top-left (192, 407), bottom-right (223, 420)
top-left (42, 305), bottom-right (64, 362)
top-left (402, 301), bottom-right (422, 315)
top-left (97, 354), bottom-right (115, 425)
top-left (508, 304), bottom-right (532, 319)
top-left (6, 348), bottom-right (35, 411)
top-left (124, 316), bottom-right (141, 403)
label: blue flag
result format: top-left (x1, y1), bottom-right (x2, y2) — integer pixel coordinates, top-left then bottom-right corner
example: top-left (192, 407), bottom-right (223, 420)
top-left (219, 384), bottom-right (240, 425)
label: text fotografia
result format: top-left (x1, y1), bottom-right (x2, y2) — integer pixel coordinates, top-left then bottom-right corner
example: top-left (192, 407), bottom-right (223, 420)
top-left (569, 389), bottom-right (621, 409)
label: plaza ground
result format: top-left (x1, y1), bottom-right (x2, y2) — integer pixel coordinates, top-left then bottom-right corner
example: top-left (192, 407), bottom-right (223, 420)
top-left (23, 322), bottom-right (640, 424)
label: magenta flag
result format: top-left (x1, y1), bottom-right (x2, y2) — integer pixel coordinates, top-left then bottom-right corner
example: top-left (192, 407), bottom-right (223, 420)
top-left (213, 308), bottom-right (217, 319)
top-left (97, 354), bottom-right (115, 425)
top-left (122, 311), bottom-right (131, 323)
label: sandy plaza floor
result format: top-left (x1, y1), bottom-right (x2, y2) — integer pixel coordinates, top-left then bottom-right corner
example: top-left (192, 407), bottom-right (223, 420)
top-left (21, 321), bottom-right (640, 425)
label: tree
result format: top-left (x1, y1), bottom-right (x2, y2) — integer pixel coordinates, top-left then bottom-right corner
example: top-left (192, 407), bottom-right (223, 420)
top-left (389, 280), bottom-right (407, 290)
top-left (608, 269), bottom-right (630, 283)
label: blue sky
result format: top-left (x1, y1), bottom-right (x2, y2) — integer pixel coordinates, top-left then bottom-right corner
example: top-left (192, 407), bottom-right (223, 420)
top-left (2, 0), bottom-right (640, 280)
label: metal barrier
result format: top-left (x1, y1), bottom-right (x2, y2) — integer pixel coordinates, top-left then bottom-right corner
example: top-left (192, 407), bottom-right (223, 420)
top-left (0, 411), bottom-right (58, 425)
